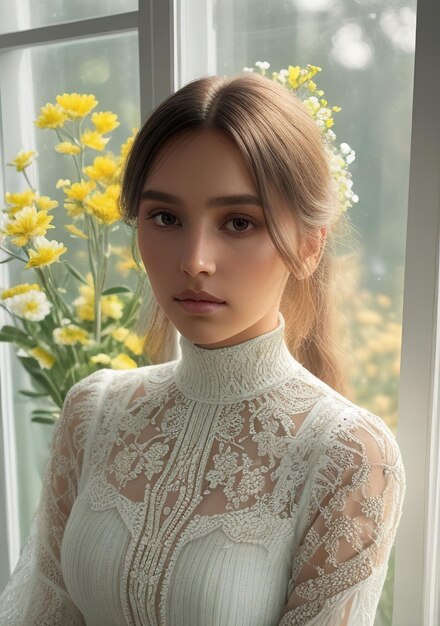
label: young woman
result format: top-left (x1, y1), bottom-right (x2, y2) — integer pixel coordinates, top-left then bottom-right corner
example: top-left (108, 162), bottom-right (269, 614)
top-left (0, 72), bottom-right (405, 625)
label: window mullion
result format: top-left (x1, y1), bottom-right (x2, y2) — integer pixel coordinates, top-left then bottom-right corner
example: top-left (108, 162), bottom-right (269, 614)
top-left (138, 0), bottom-right (175, 119)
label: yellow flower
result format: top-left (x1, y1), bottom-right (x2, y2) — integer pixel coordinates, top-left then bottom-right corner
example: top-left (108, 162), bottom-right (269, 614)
top-left (65, 224), bottom-right (89, 239)
top-left (83, 155), bottom-right (118, 182)
top-left (80, 130), bottom-right (110, 151)
top-left (56, 93), bottom-right (98, 119)
top-left (64, 202), bottom-right (84, 219)
top-left (91, 353), bottom-right (111, 365)
top-left (1, 283), bottom-right (41, 300)
top-left (56, 178), bottom-right (71, 189)
top-left (101, 295), bottom-right (124, 320)
top-left (91, 111), bottom-right (120, 134)
top-left (35, 103), bottom-right (68, 129)
top-left (287, 65), bottom-right (301, 89)
top-left (112, 327), bottom-right (130, 342)
top-left (55, 141), bottom-right (81, 155)
top-left (110, 354), bottom-right (137, 369)
top-left (7, 150), bottom-right (36, 172)
top-left (29, 346), bottom-right (55, 369)
top-left (124, 332), bottom-right (144, 356)
top-left (5, 206), bottom-right (55, 247)
top-left (53, 324), bottom-right (90, 346)
top-left (86, 184), bottom-right (121, 224)
top-left (73, 273), bottom-right (123, 321)
top-left (325, 118), bottom-right (334, 128)
top-left (110, 245), bottom-right (138, 276)
top-left (64, 180), bottom-right (96, 201)
top-left (36, 196), bottom-right (58, 211)
top-left (120, 128), bottom-right (138, 161)
top-left (25, 236), bottom-right (67, 268)
top-left (5, 189), bottom-right (36, 213)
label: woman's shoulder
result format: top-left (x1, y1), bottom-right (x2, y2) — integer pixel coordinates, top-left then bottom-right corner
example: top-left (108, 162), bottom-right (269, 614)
top-left (290, 364), bottom-right (403, 469)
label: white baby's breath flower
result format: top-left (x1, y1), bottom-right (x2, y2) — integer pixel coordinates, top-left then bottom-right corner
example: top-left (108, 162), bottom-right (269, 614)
top-left (340, 142), bottom-right (352, 155)
top-left (242, 67), bottom-right (254, 73)
top-left (346, 152), bottom-right (356, 164)
top-left (6, 289), bottom-right (52, 321)
top-left (255, 61), bottom-right (270, 70)
top-left (352, 194), bottom-right (359, 203)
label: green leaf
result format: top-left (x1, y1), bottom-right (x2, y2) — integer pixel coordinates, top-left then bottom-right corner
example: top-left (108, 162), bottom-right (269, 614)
top-left (101, 286), bottom-right (132, 296)
top-left (31, 409), bottom-right (59, 417)
top-left (0, 325), bottom-right (33, 347)
top-left (63, 261), bottom-right (88, 285)
top-left (31, 416), bottom-right (56, 425)
top-left (19, 390), bottom-right (50, 398)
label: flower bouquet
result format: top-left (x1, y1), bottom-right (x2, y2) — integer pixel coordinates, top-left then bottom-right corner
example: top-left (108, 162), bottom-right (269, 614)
top-left (0, 93), bottom-right (149, 423)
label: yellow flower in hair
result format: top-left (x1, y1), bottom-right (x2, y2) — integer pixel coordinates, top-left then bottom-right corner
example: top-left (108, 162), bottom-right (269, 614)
top-left (56, 93), bottom-right (98, 119)
top-left (5, 206), bottom-right (54, 247)
top-left (80, 130), bottom-right (110, 151)
top-left (25, 236), bottom-right (67, 268)
top-left (55, 142), bottom-right (81, 155)
top-left (110, 354), bottom-right (137, 369)
top-left (35, 103), bottom-right (67, 129)
top-left (7, 150), bottom-right (36, 172)
top-left (91, 111), bottom-right (120, 134)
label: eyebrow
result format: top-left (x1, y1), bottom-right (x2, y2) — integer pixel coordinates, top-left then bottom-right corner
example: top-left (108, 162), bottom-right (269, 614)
top-left (139, 189), bottom-right (262, 208)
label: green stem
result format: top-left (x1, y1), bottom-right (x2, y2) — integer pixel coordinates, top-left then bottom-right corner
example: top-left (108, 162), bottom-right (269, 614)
top-left (0, 245), bottom-right (27, 263)
top-left (22, 169), bottom-right (36, 193)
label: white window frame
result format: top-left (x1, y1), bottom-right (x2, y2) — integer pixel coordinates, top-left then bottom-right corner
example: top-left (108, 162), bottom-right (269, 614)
top-left (1, 0), bottom-right (439, 624)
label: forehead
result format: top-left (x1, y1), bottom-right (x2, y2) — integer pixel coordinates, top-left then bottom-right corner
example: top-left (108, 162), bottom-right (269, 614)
top-left (144, 128), bottom-right (255, 189)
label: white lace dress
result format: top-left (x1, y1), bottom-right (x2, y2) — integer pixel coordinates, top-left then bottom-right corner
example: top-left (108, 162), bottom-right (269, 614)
top-left (0, 311), bottom-right (406, 625)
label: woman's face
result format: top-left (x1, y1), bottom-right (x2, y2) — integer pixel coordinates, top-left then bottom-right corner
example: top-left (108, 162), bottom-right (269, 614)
top-left (137, 128), bottom-right (292, 349)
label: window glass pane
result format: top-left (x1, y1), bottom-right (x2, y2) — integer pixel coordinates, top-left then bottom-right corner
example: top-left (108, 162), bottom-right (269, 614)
top-left (0, 0), bottom-right (138, 35)
top-left (0, 30), bottom-right (140, 548)
top-left (179, 1), bottom-right (416, 624)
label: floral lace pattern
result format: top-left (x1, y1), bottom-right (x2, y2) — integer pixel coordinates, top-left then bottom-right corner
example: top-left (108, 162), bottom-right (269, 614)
top-left (0, 312), bottom-right (406, 625)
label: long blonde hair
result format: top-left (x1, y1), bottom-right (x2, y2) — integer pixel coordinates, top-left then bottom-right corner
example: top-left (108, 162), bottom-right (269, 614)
top-left (120, 73), bottom-right (357, 398)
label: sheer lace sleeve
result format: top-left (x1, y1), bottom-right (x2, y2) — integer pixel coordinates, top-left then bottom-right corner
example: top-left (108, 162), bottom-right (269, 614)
top-left (279, 408), bottom-right (406, 626)
top-left (0, 369), bottom-right (112, 625)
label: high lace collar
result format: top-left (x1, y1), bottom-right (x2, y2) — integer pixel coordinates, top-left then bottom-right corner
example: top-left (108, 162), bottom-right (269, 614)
top-left (173, 311), bottom-right (302, 403)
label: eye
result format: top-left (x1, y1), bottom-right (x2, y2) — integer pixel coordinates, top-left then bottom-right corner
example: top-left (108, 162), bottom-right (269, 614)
top-left (224, 216), bottom-right (256, 235)
top-left (146, 210), bottom-right (179, 227)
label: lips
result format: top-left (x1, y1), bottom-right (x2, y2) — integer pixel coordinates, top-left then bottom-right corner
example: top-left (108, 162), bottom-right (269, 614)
top-left (175, 289), bottom-right (225, 303)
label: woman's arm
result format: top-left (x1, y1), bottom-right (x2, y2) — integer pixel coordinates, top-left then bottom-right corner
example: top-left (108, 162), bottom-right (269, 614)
top-left (0, 369), bottom-right (111, 625)
top-left (279, 409), bottom-right (406, 626)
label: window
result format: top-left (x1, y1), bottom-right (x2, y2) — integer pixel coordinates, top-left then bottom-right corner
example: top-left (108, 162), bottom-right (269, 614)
top-left (1, 1), bottom-right (439, 624)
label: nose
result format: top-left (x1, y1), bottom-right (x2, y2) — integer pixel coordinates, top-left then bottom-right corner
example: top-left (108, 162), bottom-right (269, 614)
top-left (179, 228), bottom-right (216, 276)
